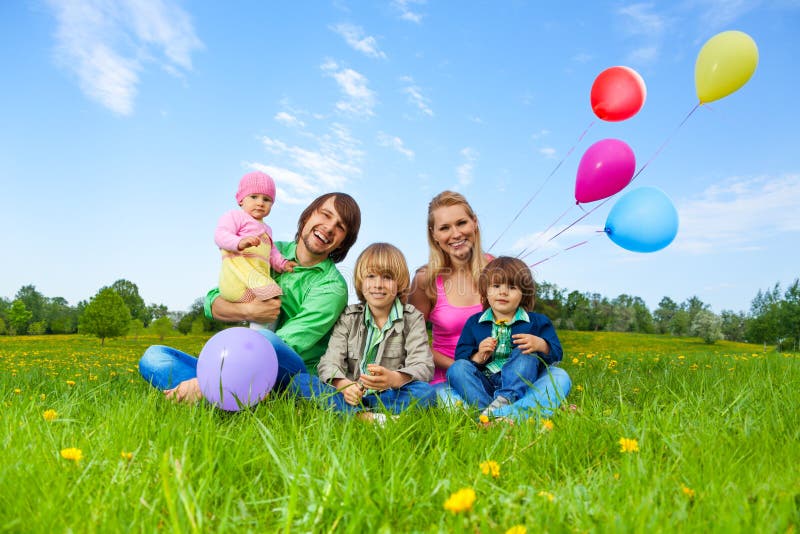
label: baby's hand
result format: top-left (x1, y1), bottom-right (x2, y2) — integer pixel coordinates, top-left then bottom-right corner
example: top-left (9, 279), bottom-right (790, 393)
top-left (283, 260), bottom-right (298, 273)
top-left (237, 236), bottom-right (261, 251)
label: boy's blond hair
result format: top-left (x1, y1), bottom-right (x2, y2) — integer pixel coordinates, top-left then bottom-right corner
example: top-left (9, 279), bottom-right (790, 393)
top-left (354, 243), bottom-right (411, 303)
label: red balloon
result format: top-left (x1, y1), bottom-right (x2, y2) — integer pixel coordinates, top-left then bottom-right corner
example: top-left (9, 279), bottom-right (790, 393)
top-left (590, 66), bottom-right (647, 121)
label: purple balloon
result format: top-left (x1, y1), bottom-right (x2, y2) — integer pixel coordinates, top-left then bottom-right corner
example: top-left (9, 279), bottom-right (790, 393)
top-left (196, 327), bottom-right (278, 411)
top-left (575, 138), bottom-right (636, 204)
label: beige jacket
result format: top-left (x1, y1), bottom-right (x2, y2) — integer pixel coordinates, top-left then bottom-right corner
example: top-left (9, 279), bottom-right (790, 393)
top-left (317, 303), bottom-right (434, 384)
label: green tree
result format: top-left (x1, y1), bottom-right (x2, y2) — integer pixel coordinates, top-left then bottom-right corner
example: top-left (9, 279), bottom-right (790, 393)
top-left (7, 299), bottom-right (33, 335)
top-left (28, 321), bottom-right (47, 335)
top-left (128, 319), bottom-right (145, 341)
top-left (150, 316), bottom-right (174, 342)
top-left (0, 317), bottom-right (6, 335)
top-left (46, 296), bottom-right (78, 334)
top-left (14, 285), bottom-right (47, 324)
top-left (190, 318), bottom-right (205, 335)
top-left (79, 288), bottom-right (131, 345)
top-left (654, 296), bottom-right (678, 334)
top-left (110, 279), bottom-right (149, 325)
top-left (720, 310), bottom-right (747, 342)
top-left (691, 309), bottom-right (723, 344)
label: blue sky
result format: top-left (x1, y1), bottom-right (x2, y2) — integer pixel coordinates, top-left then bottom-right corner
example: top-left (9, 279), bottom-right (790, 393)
top-left (1, 0), bottom-right (798, 314)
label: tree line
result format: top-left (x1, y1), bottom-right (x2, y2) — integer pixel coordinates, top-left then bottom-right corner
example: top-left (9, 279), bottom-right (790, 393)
top-left (0, 278), bottom-right (797, 349)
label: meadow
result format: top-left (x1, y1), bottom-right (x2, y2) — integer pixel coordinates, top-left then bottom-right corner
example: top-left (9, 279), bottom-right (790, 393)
top-left (1, 331), bottom-right (798, 533)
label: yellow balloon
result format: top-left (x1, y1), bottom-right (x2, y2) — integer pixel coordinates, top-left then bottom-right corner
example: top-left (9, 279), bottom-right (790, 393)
top-left (695, 30), bottom-right (758, 104)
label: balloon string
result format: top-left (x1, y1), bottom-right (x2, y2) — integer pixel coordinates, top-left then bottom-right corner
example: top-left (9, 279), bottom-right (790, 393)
top-left (528, 237), bottom-right (593, 268)
top-left (542, 102), bottom-right (701, 247)
top-left (516, 204), bottom-right (575, 261)
top-left (487, 120), bottom-right (595, 252)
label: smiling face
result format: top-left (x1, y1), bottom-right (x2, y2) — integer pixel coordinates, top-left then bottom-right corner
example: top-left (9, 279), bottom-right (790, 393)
top-left (361, 272), bottom-right (399, 315)
top-left (430, 204), bottom-right (478, 264)
top-left (486, 281), bottom-right (524, 321)
top-left (240, 193), bottom-right (273, 221)
top-left (298, 197), bottom-right (348, 262)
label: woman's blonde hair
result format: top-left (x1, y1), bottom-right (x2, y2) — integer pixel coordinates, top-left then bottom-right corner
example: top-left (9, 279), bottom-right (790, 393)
top-left (354, 243), bottom-right (411, 303)
top-left (422, 190), bottom-right (488, 301)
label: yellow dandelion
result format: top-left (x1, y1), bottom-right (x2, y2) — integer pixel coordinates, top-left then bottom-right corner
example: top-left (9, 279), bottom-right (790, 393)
top-left (65, 380), bottom-right (76, 386)
top-left (478, 414), bottom-right (489, 425)
top-left (479, 460), bottom-right (500, 478)
top-left (537, 490), bottom-right (555, 502)
top-left (43, 409), bottom-right (58, 421)
top-left (575, 384), bottom-right (584, 392)
top-left (506, 526), bottom-right (527, 534)
top-left (443, 487), bottom-right (476, 513)
top-left (14, 389), bottom-right (21, 395)
top-left (678, 355), bottom-right (685, 360)
top-left (613, 472), bottom-right (620, 480)
top-left (571, 357), bottom-right (579, 364)
top-left (682, 486), bottom-right (695, 498)
top-left (619, 437), bottom-right (639, 453)
top-left (121, 451), bottom-right (133, 461)
top-left (60, 447), bottom-right (83, 462)
top-left (541, 419), bottom-right (554, 432)
top-left (40, 393), bottom-right (46, 400)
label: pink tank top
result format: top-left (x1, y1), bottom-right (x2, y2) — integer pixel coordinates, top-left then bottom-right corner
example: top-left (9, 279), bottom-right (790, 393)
top-left (428, 275), bottom-right (483, 384)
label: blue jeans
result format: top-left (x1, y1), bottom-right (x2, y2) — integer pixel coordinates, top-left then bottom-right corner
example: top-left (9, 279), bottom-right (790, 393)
top-left (490, 366), bottom-right (571, 420)
top-left (447, 348), bottom-right (542, 409)
top-left (289, 373), bottom-right (437, 414)
top-left (138, 329), bottom-right (307, 392)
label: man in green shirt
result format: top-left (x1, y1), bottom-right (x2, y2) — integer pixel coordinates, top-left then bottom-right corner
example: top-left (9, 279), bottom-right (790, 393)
top-left (139, 193), bottom-right (361, 403)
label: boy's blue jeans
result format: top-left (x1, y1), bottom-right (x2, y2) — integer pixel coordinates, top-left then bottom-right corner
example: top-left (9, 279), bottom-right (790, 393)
top-left (138, 329), bottom-right (307, 392)
top-left (447, 350), bottom-right (571, 418)
top-left (289, 373), bottom-right (437, 414)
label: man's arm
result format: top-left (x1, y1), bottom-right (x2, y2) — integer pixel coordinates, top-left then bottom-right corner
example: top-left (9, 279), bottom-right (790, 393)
top-left (203, 287), bottom-right (281, 324)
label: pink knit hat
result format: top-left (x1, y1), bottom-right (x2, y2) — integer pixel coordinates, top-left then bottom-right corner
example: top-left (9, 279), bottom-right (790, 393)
top-left (236, 171), bottom-right (276, 204)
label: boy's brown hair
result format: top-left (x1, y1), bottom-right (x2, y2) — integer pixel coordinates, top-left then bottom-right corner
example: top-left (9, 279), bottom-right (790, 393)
top-left (354, 243), bottom-right (411, 303)
top-left (478, 256), bottom-right (536, 311)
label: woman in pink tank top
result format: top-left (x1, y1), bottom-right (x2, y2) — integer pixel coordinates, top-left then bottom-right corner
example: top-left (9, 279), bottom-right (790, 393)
top-left (409, 191), bottom-right (572, 419)
top-left (409, 191), bottom-right (490, 385)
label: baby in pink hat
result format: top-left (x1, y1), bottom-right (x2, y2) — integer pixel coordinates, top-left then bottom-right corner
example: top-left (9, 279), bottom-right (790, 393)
top-left (214, 171), bottom-right (296, 330)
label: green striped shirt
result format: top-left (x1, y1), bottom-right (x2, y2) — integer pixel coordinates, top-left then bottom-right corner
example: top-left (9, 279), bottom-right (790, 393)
top-left (360, 298), bottom-right (404, 391)
top-left (479, 307), bottom-right (529, 374)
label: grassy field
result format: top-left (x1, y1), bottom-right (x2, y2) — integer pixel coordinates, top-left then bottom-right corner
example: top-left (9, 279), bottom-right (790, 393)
top-left (1, 332), bottom-right (799, 533)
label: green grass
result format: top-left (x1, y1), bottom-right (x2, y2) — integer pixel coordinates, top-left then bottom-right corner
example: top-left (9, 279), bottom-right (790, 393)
top-left (2, 332), bottom-right (799, 532)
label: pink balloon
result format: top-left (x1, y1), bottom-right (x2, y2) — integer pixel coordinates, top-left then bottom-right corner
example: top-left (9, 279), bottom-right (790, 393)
top-left (575, 139), bottom-right (636, 204)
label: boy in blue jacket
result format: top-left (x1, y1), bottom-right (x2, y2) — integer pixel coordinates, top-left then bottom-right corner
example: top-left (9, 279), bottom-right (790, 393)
top-left (447, 256), bottom-right (563, 418)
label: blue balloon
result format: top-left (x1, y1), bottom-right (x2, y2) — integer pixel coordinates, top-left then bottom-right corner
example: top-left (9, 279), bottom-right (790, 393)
top-left (604, 186), bottom-right (679, 253)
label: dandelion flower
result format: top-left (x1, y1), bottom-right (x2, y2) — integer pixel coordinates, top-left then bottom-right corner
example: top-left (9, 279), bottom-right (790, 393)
top-left (613, 473), bottom-right (620, 480)
top-left (682, 486), bottom-right (695, 498)
top-left (575, 384), bottom-right (584, 392)
top-left (43, 409), bottom-right (58, 421)
top-left (60, 448), bottom-right (83, 462)
top-left (443, 487), bottom-right (476, 513)
top-left (541, 419), bottom-right (554, 432)
top-left (39, 394), bottom-right (46, 400)
top-left (121, 451), bottom-right (133, 461)
top-left (506, 526), bottom-right (527, 534)
top-left (65, 380), bottom-right (76, 386)
top-left (619, 437), bottom-right (639, 453)
top-left (479, 460), bottom-right (500, 478)
top-left (537, 490), bottom-right (555, 502)
top-left (478, 414), bottom-right (489, 425)
top-left (14, 389), bottom-right (22, 395)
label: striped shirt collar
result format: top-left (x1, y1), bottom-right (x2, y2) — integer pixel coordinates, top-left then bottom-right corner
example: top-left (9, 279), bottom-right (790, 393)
top-left (478, 306), bottom-right (529, 325)
top-left (364, 298), bottom-right (404, 329)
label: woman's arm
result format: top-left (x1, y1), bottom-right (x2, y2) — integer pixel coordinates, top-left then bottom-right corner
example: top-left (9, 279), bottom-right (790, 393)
top-left (407, 268), bottom-right (432, 320)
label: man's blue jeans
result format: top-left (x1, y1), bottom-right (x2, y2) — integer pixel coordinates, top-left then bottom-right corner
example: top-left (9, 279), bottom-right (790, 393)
top-left (138, 329), bottom-right (307, 392)
top-left (289, 373), bottom-right (437, 414)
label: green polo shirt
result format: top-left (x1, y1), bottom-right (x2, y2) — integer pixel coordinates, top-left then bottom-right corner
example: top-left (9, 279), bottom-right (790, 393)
top-left (204, 240), bottom-right (348, 370)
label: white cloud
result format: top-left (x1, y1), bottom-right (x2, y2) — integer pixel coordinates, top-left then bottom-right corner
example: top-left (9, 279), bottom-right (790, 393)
top-left (47, 0), bottom-right (202, 116)
top-left (539, 147), bottom-right (557, 159)
top-left (456, 147), bottom-right (478, 188)
top-left (321, 60), bottom-right (376, 117)
top-left (400, 76), bottom-right (433, 116)
top-left (627, 46), bottom-right (658, 63)
top-left (618, 3), bottom-right (666, 35)
top-left (377, 132), bottom-right (414, 159)
top-left (256, 123), bottom-right (364, 199)
top-left (392, 0), bottom-right (425, 23)
top-left (331, 23), bottom-right (387, 59)
top-left (274, 111), bottom-right (305, 128)
top-left (572, 52), bottom-right (593, 63)
top-left (675, 174), bottom-right (800, 253)
top-left (694, 0), bottom-right (759, 32)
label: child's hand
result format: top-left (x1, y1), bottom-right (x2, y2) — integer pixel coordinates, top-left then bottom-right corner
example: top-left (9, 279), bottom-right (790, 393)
top-left (512, 333), bottom-right (548, 355)
top-left (237, 236), bottom-right (261, 251)
top-left (471, 337), bottom-right (497, 364)
top-left (361, 364), bottom-right (407, 390)
top-left (335, 378), bottom-right (364, 406)
top-left (283, 260), bottom-right (298, 273)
